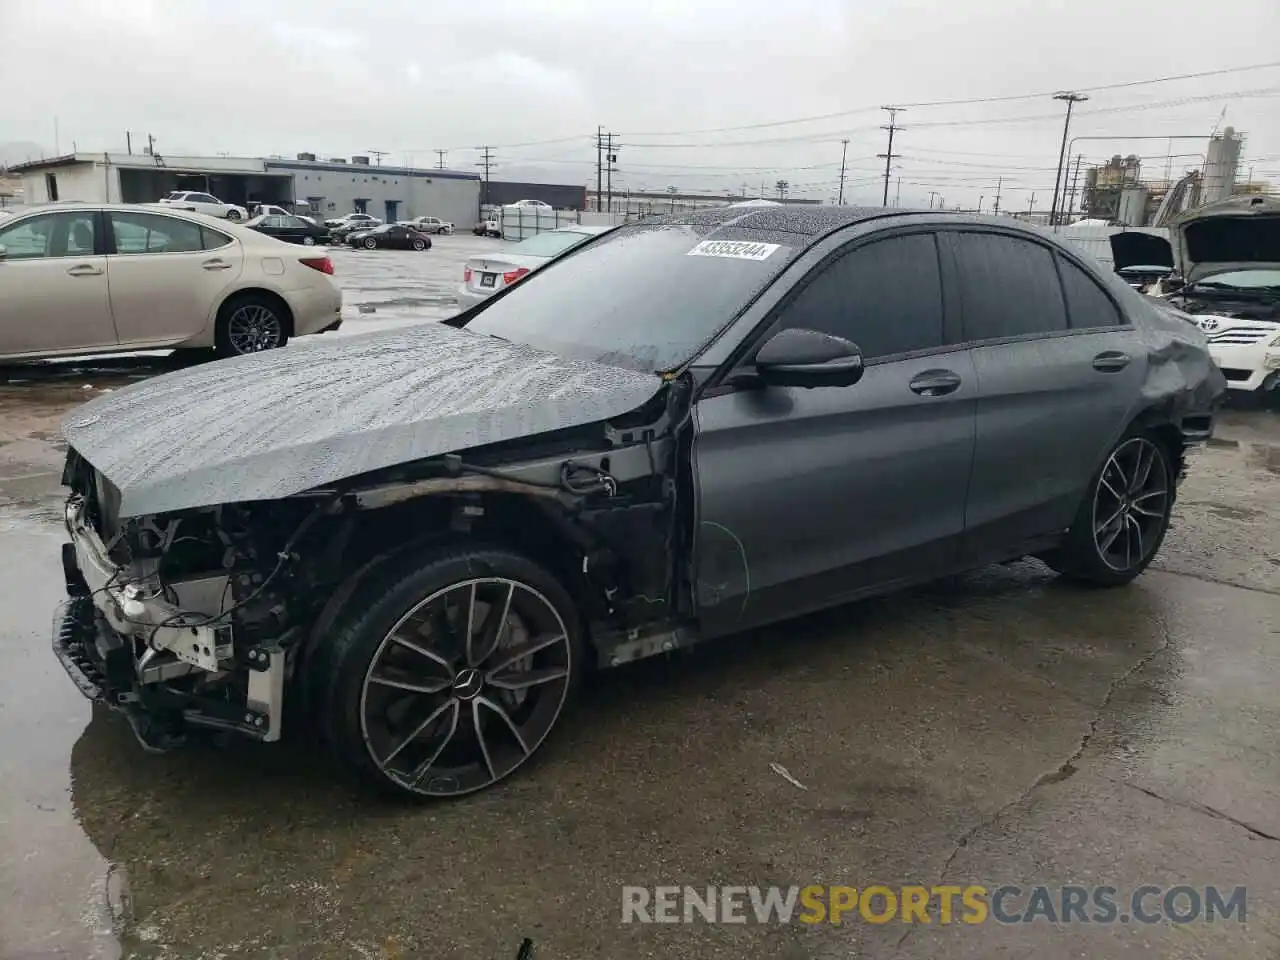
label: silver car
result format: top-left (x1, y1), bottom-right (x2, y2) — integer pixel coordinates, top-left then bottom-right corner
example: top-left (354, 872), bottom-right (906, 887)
top-left (457, 225), bottom-right (612, 311)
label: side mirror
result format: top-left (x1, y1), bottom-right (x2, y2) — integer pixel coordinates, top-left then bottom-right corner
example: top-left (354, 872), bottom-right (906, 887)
top-left (754, 327), bottom-right (864, 388)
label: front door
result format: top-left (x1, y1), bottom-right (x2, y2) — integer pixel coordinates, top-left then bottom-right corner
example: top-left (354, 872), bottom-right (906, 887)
top-left (941, 230), bottom-right (1147, 555)
top-left (105, 211), bottom-right (244, 346)
top-left (385, 201), bottom-right (399, 224)
top-left (692, 230), bottom-right (977, 637)
top-left (0, 210), bottom-right (116, 357)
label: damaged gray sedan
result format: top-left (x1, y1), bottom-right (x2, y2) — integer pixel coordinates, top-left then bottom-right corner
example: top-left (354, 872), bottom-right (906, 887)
top-left (53, 206), bottom-right (1225, 799)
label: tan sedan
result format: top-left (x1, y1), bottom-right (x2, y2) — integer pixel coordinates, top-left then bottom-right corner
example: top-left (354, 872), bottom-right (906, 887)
top-left (0, 203), bottom-right (343, 360)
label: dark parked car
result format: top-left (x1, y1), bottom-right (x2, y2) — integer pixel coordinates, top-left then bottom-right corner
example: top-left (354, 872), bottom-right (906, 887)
top-left (245, 213), bottom-right (330, 246)
top-left (347, 224), bottom-right (433, 251)
top-left (52, 207), bottom-right (1223, 801)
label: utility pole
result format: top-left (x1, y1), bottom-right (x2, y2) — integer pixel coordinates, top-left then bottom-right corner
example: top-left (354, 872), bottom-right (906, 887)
top-left (895, 176), bottom-right (901, 207)
top-left (1049, 92), bottom-right (1088, 227)
top-left (596, 126), bottom-right (603, 213)
top-left (837, 138), bottom-right (849, 205)
top-left (1028, 192), bottom-right (1037, 216)
top-left (434, 149), bottom-right (447, 169)
top-left (368, 149), bottom-right (388, 165)
top-left (1065, 154), bottom-right (1083, 224)
top-left (605, 132), bottom-right (618, 214)
top-left (877, 106), bottom-right (903, 207)
top-left (928, 191), bottom-right (939, 209)
top-left (993, 176), bottom-right (1002, 215)
top-left (147, 134), bottom-right (156, 156)
top-left (125, 131), bottom-right (132, 155)
top-left (978, 195), bottom-right (985, 213)
top-left (476, 146), bottom-right (496, 208)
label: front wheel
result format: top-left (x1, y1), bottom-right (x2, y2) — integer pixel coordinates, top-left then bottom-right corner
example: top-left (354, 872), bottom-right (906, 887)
top-left (364, 237), bottom-right (377, 249)
top-left (302, 235), bottom-right (316, 246)
top-left (412, 238), bottom-right (426, 251)
top-left (226, 209), bottom-right (242, 222)
top-left (1049, 431), bottom-right (1174, 586)
top-left (312, 544), bottom-right (583, 800)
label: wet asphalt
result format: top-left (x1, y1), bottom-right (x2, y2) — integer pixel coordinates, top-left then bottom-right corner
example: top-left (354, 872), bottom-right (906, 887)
top-left (0, 245), bottom-right (1278, 959)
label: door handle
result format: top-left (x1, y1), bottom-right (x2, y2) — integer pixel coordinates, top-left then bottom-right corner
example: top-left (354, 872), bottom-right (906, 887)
top-left (1092, 351), bottom-right (1131, 372)
top-left (66, 264), bottom-right (103, 277)
top-left (201, 258), bottom-right (232, 270)
top-left (909, 369), bottom-right (962, 397)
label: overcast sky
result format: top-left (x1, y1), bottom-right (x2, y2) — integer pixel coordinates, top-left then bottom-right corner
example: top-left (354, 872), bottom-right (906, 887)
top-left (3, 0), bottom-right (1279, 209)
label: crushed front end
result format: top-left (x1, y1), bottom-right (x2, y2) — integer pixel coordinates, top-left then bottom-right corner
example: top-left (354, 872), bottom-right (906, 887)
top-left (53, 449), bottom-right (331, 750)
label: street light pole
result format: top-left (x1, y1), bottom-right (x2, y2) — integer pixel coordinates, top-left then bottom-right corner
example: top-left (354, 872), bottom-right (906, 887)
top-left (1049, 92), bottom-right (1088, 227)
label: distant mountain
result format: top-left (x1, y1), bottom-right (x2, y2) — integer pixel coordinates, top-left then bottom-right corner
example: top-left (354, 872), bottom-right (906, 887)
top-left (0, 141), bottom-right (50, 168)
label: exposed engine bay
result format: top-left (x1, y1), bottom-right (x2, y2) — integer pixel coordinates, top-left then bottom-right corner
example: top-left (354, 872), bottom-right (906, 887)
top-left (56, 379), bottom-right (693, 751)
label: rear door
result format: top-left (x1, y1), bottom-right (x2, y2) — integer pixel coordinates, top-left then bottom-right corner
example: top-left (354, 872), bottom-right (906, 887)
top-left (105, 211), bottom-right (244, 346)
top-left (693, 229), bottom-right (977, 636)
top-left (942, 229), bottom-right (1145, 556)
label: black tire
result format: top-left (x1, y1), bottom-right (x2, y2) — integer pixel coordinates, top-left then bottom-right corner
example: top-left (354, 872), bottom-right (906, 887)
top-left (412, 238), bottom-right (426, 251)
top-left (215, 293), bottom-right (289, 357)
top-left (310, 543), bottom-right (584, 800)
top-left (226, 209), bottom-right (242, 222)
top-left (1048, 429), bottom-right (1175, 586)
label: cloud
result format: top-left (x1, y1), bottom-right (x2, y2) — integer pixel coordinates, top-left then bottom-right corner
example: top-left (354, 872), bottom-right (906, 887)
top-left (2, 0), bottom-right (1277, 207)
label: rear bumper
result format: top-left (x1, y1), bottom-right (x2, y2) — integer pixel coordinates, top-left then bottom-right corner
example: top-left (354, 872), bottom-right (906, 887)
top-left (290, 283), bottom-right (344, 337)
top-left (457, 285), bottom-right (493, 312)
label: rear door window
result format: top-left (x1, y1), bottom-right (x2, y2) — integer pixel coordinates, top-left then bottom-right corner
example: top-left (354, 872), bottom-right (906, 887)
top-left (1057, 254), bottom-right (1124, 328)
top-left (109, 212), bottom-right (204, 254)
top-left (949, 232), bottom-right (1068, 341)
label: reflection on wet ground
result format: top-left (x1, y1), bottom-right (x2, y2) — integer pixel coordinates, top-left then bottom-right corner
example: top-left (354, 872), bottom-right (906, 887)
top-left (0, 310), bottom-right (1278, 956)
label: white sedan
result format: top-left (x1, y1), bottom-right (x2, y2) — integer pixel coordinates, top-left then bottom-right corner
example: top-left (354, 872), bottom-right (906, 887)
top-left (402, 216), bottom-right (454, 234)
top-left (457, 225), bottom-right (612, 311)
top-left (156, 191), bottom-right (249, 221)
top-left (0, 203), bottom-right (343, 360)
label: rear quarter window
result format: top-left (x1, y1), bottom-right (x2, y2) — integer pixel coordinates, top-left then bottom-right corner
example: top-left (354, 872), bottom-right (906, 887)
top-left (1057, 253), bottom-right (1124, 328)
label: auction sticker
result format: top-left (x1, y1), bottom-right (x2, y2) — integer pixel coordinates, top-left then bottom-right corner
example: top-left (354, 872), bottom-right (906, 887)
top-left (687, 240), bottom-right (781, 261)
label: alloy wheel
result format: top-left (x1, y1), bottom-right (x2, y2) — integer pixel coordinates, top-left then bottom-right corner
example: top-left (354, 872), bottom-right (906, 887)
top-left (226, 304), bottom-right (284, 354)
top-left (303, 236), bottom-right (316, 246)
top-left (1092, 437), bottom-right (1169, 572)
top-left (359, 577), bottom-right (573, 797)
top-left (364, 237), bottom-right (376, 249)
top-left (413, 239), bottom-right (425, 251)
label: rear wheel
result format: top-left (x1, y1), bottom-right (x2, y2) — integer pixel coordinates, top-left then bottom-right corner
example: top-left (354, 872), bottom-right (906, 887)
top-left (1049, 431), bottom-right (1174, 586)
top-left (226, 209), bottom-right (242, 222)
top-left (312, 544), bottom-right (583, 800)
top-left (215, 293), bottom-right (289, 357)
top-left (302, 235), bottom-right (316, 246)
top-left (412, 238), bottom-right (426, 251)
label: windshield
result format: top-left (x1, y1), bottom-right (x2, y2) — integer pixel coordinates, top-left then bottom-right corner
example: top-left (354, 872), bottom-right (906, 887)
top-left (1190, 269), bottom-right (1280, 290)
top-left (507, 230), bottom-right (594, 258)
top-left (371, 224), bottom-right (393, 234)
top-left (466, 223), bottom-right (797, 373)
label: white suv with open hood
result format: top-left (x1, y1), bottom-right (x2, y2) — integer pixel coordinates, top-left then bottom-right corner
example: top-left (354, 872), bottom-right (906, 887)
top-left (1148, 196), bottom-right (1280, 399)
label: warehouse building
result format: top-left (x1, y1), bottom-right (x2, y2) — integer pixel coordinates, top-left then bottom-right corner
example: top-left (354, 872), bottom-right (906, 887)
top-left (11, 151), bottom-right (482, 228)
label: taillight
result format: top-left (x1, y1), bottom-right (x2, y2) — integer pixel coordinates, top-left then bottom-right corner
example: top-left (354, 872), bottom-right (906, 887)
top-left (503, 267), bottom-right (530, 285)
top-left (463, 266), bottom-right (472, 282)
top-left (300, 256), bottom-right (334, 275)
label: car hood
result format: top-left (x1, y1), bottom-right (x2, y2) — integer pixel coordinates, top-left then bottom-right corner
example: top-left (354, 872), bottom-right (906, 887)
top-left (1109, 231), bottom-right (1174, 273)
top-left (1172, 195), bottom-right (1280, 283)
top-left (61, 324), bottom-right (663, 518)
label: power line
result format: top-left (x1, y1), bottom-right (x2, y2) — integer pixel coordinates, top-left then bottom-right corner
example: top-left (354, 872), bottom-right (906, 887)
top-left (615, 60), bottom-right (1280, 137)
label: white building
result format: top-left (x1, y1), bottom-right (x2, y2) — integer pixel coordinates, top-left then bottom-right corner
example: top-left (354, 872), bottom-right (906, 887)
top-left (11, 152), bottom-right (482, 227)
